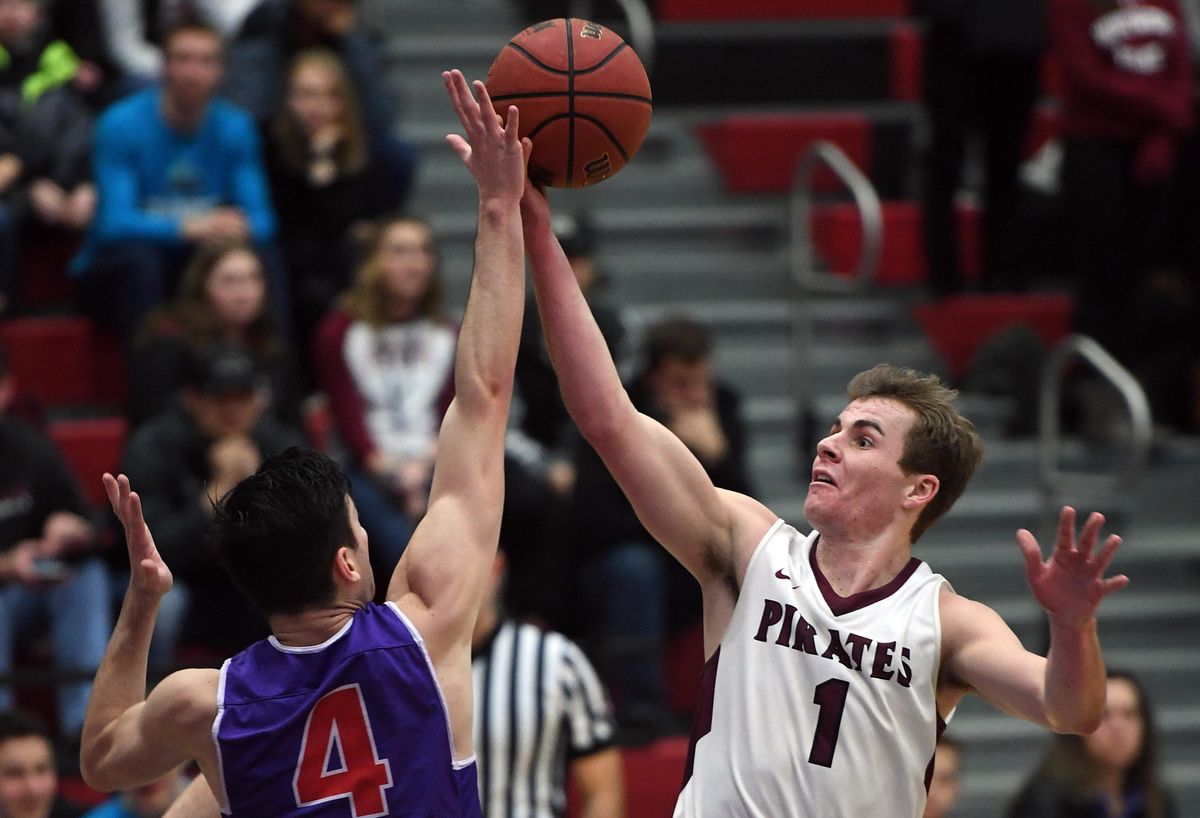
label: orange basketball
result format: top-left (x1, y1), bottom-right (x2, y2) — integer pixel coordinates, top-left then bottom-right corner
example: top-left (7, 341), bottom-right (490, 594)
top-left (486, 18), bottom-right (653, 188)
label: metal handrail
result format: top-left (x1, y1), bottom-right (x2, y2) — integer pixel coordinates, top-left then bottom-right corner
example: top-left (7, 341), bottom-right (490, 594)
top-left (569, 0), bottom-right (657, 73)
top-left (1037, 335), bottom-right (1153, 513)
top-left (789, 140), bottom-right (883, 293)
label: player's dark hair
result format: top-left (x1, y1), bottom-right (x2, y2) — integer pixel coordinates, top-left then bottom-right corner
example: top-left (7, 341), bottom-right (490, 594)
top-left (643, 316), bottom-right (710, 372)
top-left (0, 709), bottom-right (53, 745)
top-left (212, 448), bottom-right (355, 616)
top-left (1011, 670), bottom-right (1171, 818)
top-left (847, 364), bottom-right (983, 543)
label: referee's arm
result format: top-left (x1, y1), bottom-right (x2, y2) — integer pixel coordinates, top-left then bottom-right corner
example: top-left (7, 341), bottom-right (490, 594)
top-left (571, 748), bottom-right (625, 818)
top-left (564, 640), bottom-right (625, 818)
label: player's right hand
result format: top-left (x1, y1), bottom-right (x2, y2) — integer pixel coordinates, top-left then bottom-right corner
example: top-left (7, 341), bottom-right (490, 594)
top-left (104, 473), bottom-right (173, 598)
top-left (443, 69), bottom-right (531, 202)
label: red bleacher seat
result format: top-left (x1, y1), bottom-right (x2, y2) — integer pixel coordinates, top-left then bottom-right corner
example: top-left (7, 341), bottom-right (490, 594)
top-left (657, 0), bottom-right (910, 20)
top-left (695, 114), bottom-right (872, 194)
top-left (0, 316), bottom-right (126, 409)
top-left (912, 293), bottom-right (1075, 380)
top-left (48, 417), bottom-right (129, 506)
top-left (890, 21), bottom-right (923, 101)
top-left (811, 199), bottom-right (982, 287)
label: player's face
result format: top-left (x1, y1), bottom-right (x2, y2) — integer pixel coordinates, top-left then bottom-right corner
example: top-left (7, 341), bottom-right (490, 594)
top-left (1084, 677), bottom-right (1145, 773)
top-left (377, 222), bottom-right (435, 307)
top-left (0, 736), bottom-right (57, 818)
top-left (921, 743), bottom-right (960, 818)
top-left (288, 62), bottom-right (343, 137)
top-left (163, 31), bottom-right (223, 109)
top-left (205, 250), bottom-right (266, 330)
top-left (803, 397), bottom-right (921, 538)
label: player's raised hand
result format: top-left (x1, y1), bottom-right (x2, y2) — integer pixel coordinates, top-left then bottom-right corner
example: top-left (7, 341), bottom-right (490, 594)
top-left (443, 69), bottom-right (532, 202)
top-left (103, 473), bottom-right (172, 598)
top-left (1017, 506), bottom-right (1128, 627)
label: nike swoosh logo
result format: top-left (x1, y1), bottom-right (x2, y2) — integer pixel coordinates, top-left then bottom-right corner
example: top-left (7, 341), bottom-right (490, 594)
top-left (775, 568), bottom-right (791, 581)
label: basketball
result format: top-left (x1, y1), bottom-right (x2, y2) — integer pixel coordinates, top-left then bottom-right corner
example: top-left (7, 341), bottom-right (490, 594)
top-left (485, 18), bottom-right (652, 188)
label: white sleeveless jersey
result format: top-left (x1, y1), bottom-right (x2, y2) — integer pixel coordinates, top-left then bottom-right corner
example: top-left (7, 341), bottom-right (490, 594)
top-left (675, 520), bottom-right (950, 818)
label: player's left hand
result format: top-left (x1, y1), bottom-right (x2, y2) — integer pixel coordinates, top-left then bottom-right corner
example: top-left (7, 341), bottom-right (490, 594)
top-left (1017, 506), bottom-right (1128, 628)
top-left (104, 473), bottom-right (173, 599)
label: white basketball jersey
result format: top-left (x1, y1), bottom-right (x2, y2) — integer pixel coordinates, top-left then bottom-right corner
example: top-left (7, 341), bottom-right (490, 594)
top-left (675, 520), bottom-right (950, 818)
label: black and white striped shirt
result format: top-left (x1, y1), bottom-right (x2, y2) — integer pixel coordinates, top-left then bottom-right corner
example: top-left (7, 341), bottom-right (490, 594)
top-left (472, 620), bottom-right (616, 818)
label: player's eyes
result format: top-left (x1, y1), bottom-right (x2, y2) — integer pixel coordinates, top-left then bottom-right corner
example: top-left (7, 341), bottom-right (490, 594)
top-left (855, 437), bottom-right (872, 448)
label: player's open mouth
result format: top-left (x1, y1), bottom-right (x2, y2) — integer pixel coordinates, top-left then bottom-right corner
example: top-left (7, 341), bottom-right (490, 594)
top-left (811, 471), bottom-right (836, 487)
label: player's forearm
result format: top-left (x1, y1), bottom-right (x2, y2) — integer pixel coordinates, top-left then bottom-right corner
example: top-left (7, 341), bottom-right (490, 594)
top-left (81, 589), bottom-right (160, 780)
top-left (1043, 616), bottom-right (1105, 733)
top-left (453, 199), bottom-right (524, 413)
top-left (526, 222), bottom-right (632, 439)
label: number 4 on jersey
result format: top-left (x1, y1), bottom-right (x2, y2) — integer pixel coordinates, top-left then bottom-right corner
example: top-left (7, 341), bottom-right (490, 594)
top-left (294, 684), bottom-right (394, 817)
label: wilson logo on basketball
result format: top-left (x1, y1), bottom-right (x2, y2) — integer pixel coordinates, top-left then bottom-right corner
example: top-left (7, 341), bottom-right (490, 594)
top-left (581, 21), bottom-right (603, 39)
top-left (585, 154), bottom-right (613, 180)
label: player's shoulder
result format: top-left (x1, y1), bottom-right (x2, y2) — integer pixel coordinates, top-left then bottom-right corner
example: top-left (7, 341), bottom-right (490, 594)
top-left (146, 667), bottom-right (221, 732)
top-left (938, 585), bottom-right (1011, 643)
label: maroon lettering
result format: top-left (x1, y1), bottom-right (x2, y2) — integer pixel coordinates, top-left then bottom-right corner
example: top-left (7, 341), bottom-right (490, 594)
top-left (775, 604), bottom-right (798, 646)
top-left (871, 641), bottom-right (896, 681)
top-left (820, 629), bottom-right (854, 669)
top-left (791, 614), bottom-right (818, 654)
top-left (844, 632), bottom-right (873, 671)
top-left (754, 599), bottom-right (783, 643)
top-left (897, 647), bottom-right (912, 688)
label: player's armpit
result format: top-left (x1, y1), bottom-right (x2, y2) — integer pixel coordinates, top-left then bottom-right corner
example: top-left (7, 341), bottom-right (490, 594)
top-left (81, 668), bottom-right (219, 792)
top-left (938, 591), bottom-right (1052, 728)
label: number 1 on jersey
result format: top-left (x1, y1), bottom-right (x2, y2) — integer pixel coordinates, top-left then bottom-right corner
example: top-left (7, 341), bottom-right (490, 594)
top-left (294, 684), bottom-right (394, 818)
top-left (808, 678), bottom-right (850, 768)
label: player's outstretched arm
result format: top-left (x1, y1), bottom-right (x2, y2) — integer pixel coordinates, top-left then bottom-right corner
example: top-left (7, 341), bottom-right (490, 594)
top-left (941, 506), bottom-right (1127, 733)
top-left (520, 185), bottom-right (770, 584)
top-left (386, 70), bottom-right (528, 655)
top-left (81, 475), bottom-right (219, 791)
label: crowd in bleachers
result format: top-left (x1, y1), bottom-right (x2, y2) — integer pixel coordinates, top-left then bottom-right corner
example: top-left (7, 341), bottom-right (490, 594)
top-left (0, 0), bottom-right (1194, 816)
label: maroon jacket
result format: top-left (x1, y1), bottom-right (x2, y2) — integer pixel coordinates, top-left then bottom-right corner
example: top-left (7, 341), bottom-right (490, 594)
top-left (1050, 0), bottom-right (1194, 139)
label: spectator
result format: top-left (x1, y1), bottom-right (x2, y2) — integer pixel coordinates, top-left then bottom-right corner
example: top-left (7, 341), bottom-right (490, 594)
top-left (313, 215), bottom-right (455, 575)
top-left (0, 710), bottom-right (85, 818)
top-left (81, 766), bottom-right (189, 818)
top-left (225, 0), bottom-right (416, 212)
top-left (924, 735), bottom-right (964, 818)
top-left (506, 210), bottom-right (624, 624)
top-left (121, 342), bottom-right (305, 656)
top-left (569, 315), bottom-right (751, 734)
top-left (0, 0), bottom-right (94, 315)
top-left (916, 0), bottom-right (1047, 296)
top-left (70, 20), bottom-right (282, 344)
top-left (265, 48), bottom-right (382, 359)
top-left (472, 551), bottom-right (624, 818)
top-left (0, 346), bottom-right (110, 746)
top-left (129, 239), bottom-right (299, 426)
top-left (1006, 670), bottom-right (1177, 818)
top-left (1050, 0), bottom-right (1193, 358)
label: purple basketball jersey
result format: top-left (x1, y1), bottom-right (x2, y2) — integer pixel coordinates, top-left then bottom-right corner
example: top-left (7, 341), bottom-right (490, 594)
top-left (214, 602), bottom-right (482, 817)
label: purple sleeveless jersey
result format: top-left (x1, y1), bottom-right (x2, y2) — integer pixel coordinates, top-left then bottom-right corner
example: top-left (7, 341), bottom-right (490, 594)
top-left (214, 602), bottom-right (482, 817)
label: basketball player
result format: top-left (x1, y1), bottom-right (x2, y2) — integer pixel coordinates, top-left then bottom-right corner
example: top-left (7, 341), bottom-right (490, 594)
top-left (518, 184), bottom-right (1128, 817)
top-left (77, 69), bottom-right (532, 816)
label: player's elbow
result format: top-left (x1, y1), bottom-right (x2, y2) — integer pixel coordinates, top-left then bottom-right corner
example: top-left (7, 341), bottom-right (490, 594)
top-left (1048, 705), bottom-right (1103, 736)
top-left (79, 744), bottom-right (121, 793)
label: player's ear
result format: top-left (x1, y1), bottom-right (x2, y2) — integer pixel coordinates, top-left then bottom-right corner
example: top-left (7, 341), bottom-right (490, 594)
top-left (903, 474), bottom-right (939, 510)
top-left (332, 546), bottom-right (361, 585)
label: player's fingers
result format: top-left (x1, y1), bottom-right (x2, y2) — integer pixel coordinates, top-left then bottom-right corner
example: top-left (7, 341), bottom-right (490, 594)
top-left (1016, 529), bottom-right (1044, 578)
top-left (129, 492), bottom-right (146, 542)
top-left (443, 71), bottom-right (473, 134)
top-left (1078, 511), bottom-right (1105, 557)
top-left (1055, 505), bottom-right (1077, 552)
top-left (503, 104), bottom-right (521, 146)
top-left (1100, 574), bottom-right (1130, 597)
top-left (474, 81), bottom-right (500, 136)
top-left (445, 134), bottom-right (472, 164)
top-left (1094, 534), bottom-right (1122, 574)
top-left (103, 473), bottom-right (120, 513)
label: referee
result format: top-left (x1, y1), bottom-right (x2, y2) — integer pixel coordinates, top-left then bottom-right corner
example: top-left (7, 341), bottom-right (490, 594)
top-left (472, 553), bottom-right (625, 818)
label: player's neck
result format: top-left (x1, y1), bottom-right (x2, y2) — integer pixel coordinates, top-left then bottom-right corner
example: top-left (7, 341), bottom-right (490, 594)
top-left (813, 530), bottom-right (913, 598)
top-left (269, 601), bottom-right (364, 648)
